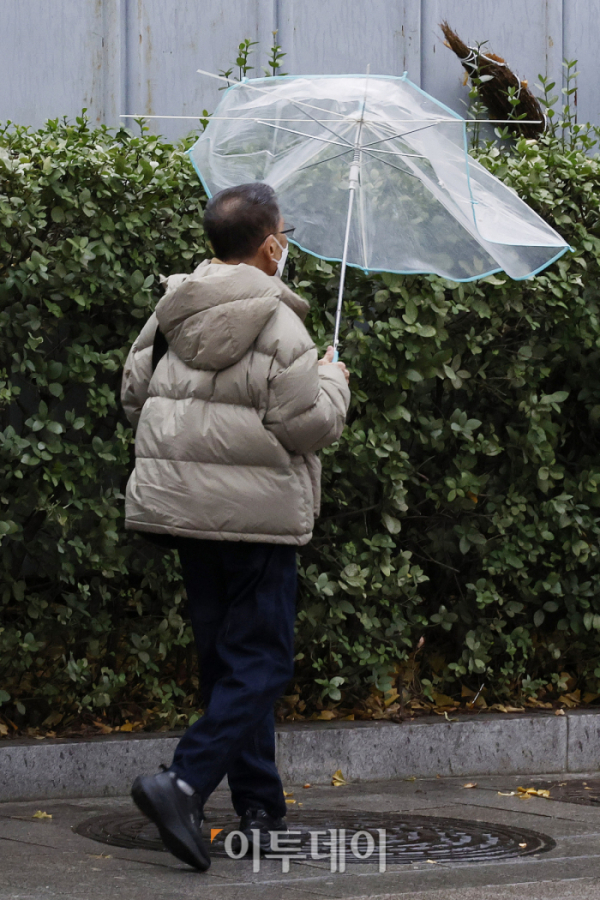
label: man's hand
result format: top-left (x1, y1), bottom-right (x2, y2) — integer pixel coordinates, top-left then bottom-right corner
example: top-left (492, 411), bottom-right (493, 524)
top-left (318, 345), bottom-right (350, 384)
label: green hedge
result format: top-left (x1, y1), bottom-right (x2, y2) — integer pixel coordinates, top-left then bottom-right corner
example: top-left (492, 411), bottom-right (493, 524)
top-left (2, 111), bottom-right (600, 732)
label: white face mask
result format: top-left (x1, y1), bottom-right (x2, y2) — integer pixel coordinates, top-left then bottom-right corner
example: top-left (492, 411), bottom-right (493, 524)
top-left (273, 235), bottom-right (289, 278)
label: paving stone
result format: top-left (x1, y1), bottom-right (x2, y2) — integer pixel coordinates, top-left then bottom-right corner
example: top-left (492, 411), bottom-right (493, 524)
top-left (349, 881), bottom-right (600, 900)
top-left (2, 775), bottom-right (600, 900)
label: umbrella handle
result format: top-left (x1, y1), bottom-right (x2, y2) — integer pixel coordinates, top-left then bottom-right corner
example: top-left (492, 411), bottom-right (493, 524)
top-left (332, 349), bottom-right (339, 363)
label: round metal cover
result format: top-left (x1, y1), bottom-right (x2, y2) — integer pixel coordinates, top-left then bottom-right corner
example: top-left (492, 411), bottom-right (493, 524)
top-left (75, 809), bottom-right (554, 864)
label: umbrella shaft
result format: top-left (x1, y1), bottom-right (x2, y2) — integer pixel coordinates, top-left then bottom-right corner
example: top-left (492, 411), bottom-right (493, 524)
top-left (333, 183), bottom-right (357, 355)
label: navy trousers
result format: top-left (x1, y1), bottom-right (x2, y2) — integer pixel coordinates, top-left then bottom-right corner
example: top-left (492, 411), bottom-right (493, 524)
top-left (170, 539), bottom-right (297, 820)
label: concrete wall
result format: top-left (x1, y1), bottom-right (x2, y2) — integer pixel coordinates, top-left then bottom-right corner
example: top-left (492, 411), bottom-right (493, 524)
top-left (2, 0), bottom-right (600, 140)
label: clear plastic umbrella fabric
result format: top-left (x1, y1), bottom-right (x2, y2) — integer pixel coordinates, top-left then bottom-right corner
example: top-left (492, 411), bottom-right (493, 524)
top-left (189, 73), bottom-right (568, 282)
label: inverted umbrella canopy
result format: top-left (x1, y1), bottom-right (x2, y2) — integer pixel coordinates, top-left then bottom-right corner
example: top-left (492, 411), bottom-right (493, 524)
top-left (189, 72), bottom-right (568, 282)
top-left (189, 72), bottom-right (569, 358)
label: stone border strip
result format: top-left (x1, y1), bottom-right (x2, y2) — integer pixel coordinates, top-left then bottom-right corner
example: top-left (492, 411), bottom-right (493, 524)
top-left (1, 711), bottom-right (598, 802)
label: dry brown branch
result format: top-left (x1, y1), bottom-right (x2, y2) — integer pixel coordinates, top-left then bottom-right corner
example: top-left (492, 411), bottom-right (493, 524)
top-left (440, 21), bottom-right (545, 138)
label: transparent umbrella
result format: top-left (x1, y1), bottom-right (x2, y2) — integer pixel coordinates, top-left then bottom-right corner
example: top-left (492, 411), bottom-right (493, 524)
top-left (188, 71), bottom-right (569, 358)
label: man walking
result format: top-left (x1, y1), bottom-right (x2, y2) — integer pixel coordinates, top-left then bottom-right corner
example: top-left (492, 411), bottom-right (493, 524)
top-left (121, 182), bottom-right (351, 870)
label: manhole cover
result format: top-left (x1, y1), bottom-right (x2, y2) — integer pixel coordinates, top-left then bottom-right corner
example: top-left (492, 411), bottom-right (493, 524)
top-left (75, 809), bottom-right (554, 863)
top-left (515, 779), bottom-right (600, 806)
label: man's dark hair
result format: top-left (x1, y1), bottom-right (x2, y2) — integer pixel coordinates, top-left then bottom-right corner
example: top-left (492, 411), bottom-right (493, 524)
top-left (204, 182), bottom-right (280, 261)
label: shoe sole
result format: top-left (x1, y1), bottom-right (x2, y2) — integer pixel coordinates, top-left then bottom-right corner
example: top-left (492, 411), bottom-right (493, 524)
top-left (131, 776), bottom-right (210, 871)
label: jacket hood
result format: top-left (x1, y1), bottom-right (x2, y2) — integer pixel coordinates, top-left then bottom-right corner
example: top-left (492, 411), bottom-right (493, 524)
top-left (156, 260), bottom-right (309, 371)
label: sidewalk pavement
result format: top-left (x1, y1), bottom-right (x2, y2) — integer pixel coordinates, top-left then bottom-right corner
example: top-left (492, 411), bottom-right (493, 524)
top-left (2, 772), bottom-right (600, 900)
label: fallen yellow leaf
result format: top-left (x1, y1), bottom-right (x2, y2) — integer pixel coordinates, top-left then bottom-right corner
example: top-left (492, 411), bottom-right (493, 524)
top-left (119, 722), bottom-right (134, 732)
top-left (283, 790), bottom-right (294, 797)
top-left (407, 699), bottom-right (432, 710)
top-left (92, 720), bottom-right (113, 734)
top-left (524, 698), bottom-right (553, 709)
top-left (285, 798), bottom-right (296, 804)
top-left (42, 711), bottom-right (64, 728)
top-left (463, 782), bottom-right (478, 789)
top-left (32, 810), bottom-right (52, 820)
top-left (303, 783), bottom-right (311, 789)
top-left (432, 692), bottom-right (455, 707)
top-left (519, 843), bottom-right (527, 848)
top-left (517, 786), bottom-right (550, 798)
top-left (317, 710), bottom-right (337, 721)
top-left (331, 769), bottom-right (347, 786)
top-left (0, 723), bottom-right (9, 736)
top-left (497, 791), bottom-right (516, 796)
top-left (558, 695), bottom-right (578, 708)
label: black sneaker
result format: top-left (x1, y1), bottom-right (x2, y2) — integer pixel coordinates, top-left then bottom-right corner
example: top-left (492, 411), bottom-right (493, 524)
top-left (131, 770), bottom-right (210, 871)
top-left (238, 807), bottom-right (288, 854)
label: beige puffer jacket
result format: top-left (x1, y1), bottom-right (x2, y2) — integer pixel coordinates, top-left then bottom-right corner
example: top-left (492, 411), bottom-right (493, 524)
top-left (121, 259), bottom-right (350, 545)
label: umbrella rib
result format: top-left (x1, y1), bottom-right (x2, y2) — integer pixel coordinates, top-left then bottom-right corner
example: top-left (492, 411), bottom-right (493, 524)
top-left (124, 114), bottom-right (544, 124)
top-left (361, 146), bottom-right (479, 231)
top-left (357, 73), bottom-right (370, 271)
top-left (360, 148), bottom-right (421, 179)
top-left (197, 68), bottom-right (353, 122)
top-left (121, 114), bottom-right (366, 121)
top-left (297, 147), bottom-right (355, 171)
top-left (364, 148), bottom-right (427, 158)
top-left (256, 119), bottom-right (353, 149)
top-left (360, 122), bottom-right (444, 150)
top-left (198, 66), bottom-right (369, 150)
top-left (277, 101), bottom-right (357, 148)
top-left (228, 85), bottom-right (351, 122)
top-left (216, 72), bottom-right (368, 149)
